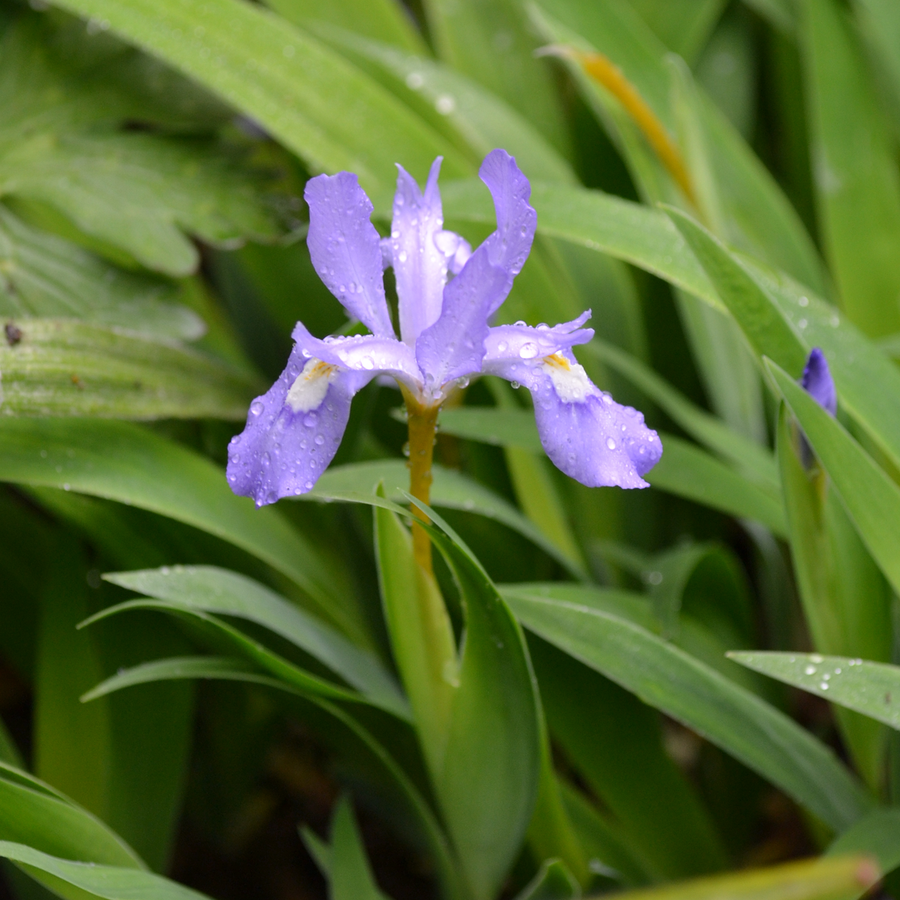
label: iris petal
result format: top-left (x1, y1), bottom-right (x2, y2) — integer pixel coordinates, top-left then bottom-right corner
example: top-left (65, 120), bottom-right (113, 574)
top-left (226, 341), bottom-right (358, 507)
top-left (482, 319), bottom-right (661, 488)
top-left (415, 245), bottom-right (508, 389)
top-left (801, 347), bottom-right (837, 416)
top-left (390, 157), bottom-right (448, 344)
top-left (305, 172), bottom-right (395, 338)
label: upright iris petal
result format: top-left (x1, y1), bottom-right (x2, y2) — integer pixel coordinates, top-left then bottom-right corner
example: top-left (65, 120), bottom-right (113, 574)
top-left (227, 149), bottom-right (662, 506)
top-left (801, 347), bottom-right (837, 416)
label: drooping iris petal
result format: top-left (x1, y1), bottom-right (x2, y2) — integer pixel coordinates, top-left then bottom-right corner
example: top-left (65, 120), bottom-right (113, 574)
top-left (482, 321), bottom-right (661, 488)
top-left (305, 172), bottom-right (395, 338)
top-left (801, 347), bottom-right (837, 416)
top-left (291, 322), bottom-right (422, 393)
top-left (227, 340), bottom-right (364, 507)
top-left (479, 148), bottom-right (537, 316)
top-left (390, 157), bottom-right (448, 344)
top-left (415, 245), bottom-right (509, 388)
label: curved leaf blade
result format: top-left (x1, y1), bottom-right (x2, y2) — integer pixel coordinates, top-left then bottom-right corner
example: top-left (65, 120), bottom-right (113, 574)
top-left (506, 592), bottom-right (872, 831)
top-left (0, 418), bottom-right (365, 644)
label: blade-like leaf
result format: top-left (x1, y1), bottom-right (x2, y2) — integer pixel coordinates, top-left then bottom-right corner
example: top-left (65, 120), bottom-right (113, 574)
top-left (0, 205), bottom-right (202, 341)
top-left (828, 808), bottom-right (900, 897)
top-left (330, 797), bottom-right (391, 900)
top-left (422, 0), bottom-right (571, 159)
top-left (0, 418), bottom-right (365, 644)
top-left (0, 320), bottom-right (256, 419)
top-left (607, 855), bottom-right (878, 900)
top-left (507, 592), bottom-right (872, 831)
top-left (34, 541), bottom-right (192, 871)
top-left (800, 0), bottom-right (900, 338)
top-left (0, 768), bottom-right (143, 868)
top-left (401, 498), bottom-right (542, 900)
top-left (263, 0), bottom-right (426, 54)
top-left (767, 360), bottom-right (900, 598)
top-left (375, 504), bottom-right (456, 773)
top-left (102, 566), bottom-right (404, 715)
top-left (0, 842), bottom-right (213, 900)
top-left (728, 652), bottom-right (900, 732)
top-left (46, 0), bottom-right (472, 196)
top-left (80, 599), bottom-right (406, 717)
top-left (647, 435), bottom-right (786, 536)
top-left (775, 405), bottom-right (890, 788)
top-left (77, 654), bottom-right (465, 900)
top-left (309, 459), bottom-right (583, 577)
top-left (321, 29), bottom-right (577, 186)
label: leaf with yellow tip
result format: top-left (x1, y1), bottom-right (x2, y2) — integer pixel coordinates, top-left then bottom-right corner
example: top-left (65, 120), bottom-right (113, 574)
top-left (602, 855), bottom-right (879, 900)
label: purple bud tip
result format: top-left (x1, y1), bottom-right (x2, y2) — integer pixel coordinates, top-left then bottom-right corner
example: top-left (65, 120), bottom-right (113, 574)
top-left (801, 347), bottom-right (836, 417)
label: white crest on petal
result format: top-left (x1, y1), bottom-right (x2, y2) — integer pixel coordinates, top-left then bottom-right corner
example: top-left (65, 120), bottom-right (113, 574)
top-left (286, 359), bottom-right (338, 413)
top-left (540, 354), bottom-right (599, 404)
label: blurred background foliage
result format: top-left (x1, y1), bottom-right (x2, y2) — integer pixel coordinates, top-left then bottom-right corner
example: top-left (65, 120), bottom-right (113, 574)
top-left (2, 0), bottom-right (900, 898)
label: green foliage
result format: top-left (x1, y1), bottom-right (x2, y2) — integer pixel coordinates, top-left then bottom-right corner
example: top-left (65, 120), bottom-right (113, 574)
top-left (3, 0), bottom-right (900, 898)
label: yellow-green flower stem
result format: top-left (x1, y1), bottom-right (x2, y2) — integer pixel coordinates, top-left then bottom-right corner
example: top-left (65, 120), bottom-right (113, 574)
top-left (401, 387), bottom-right (440, 574)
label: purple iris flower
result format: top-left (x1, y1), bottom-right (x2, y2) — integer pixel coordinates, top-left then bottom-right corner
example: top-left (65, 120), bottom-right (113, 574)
top-left (800, 347), bottom-right (836, 416)
top-left (227, 150), bottom-right (662, 507)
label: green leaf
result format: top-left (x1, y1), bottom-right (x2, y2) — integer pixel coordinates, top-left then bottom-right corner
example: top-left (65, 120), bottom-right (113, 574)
top-left (46, 0), bottom-right (472, 196)
top-left (329, 797), bottom-right (390, 900)
top-left (0, 12), bottom-right (279, 276)
top-left (828, 808), bottom-right (900, 895)
top-left (647, 434), bottom-right (786, 536)
top-left (75, 655), bottom-right (465, 900)
top-left (608, 855), bottom-right (879, 900)
top-left (0, 765), bottom-right (143, 868)
top-left (530, 0), bottom-right (826, 293)
top-left (665, 206), bottom-right (806, 375)
top-left (102, 566), bottom-right (405, 715)
top-left (775, 405), bottom-right (891, 788)
top-left (80, 599), bottom-right (404, 717)
top-left (0, 205), bottom-right (201, 341)
top-left (34, 540), bottom-right (193, 871)
top-left (853, 1), bottom-right (900, 126)
top-left (439, 179), bottom-right (714, 306)
top-left (374, 504), bottom-right (456, 773)
top-left (799, 0), bottom-right (900, 338)
top-left (767, 360), bottom-right (900, 599)
top-left (506, 591), bottom-right (872, 831)
top-left (0, 418), bottom-right (365, 645)
top-left (628, 0), bottom-right (728, 64)
top-left (3, 134), bottom-right (278, 278)
top-left (0, 320), bottom-right (257, 419)
top-left (514, 858), bottom-right (580, 900)
top-left (0, 841), bottom-right (214, 900)
top-left (401, 499), bottom-right (542, 900)
top-left (526, 634), bottom-right (728, 880)
top-left (422, 0), bottom-right (572, 159)
top-left (262, 0), bottom-right (426, 54)
top-left (660, 204), bottom-right (900, 481)
top-left (309, 459), bottom-right (583, 577)
top-left (728, 651), bottom-right (900, 733)
top-left (320, 29), bottom-right (577, 186)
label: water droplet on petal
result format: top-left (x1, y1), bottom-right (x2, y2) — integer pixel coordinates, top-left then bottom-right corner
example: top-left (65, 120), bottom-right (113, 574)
top-left (314, 434), bottom-right (325, 446)
top-left (398, 250), bottom-right (408, 263)
top-left (497, 340), bottom-right (508, 352)
top-left (606, 438), bottom-right (617, 450)
top-left (519, 342), bottom-right (538, 359)
top-left (250, 400), bottom-right (264, 416)
top-left (362, 356), bottom-right (375, 370)
top-left (304, 413), bottom-right (317, 427)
